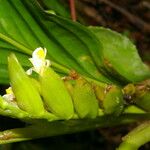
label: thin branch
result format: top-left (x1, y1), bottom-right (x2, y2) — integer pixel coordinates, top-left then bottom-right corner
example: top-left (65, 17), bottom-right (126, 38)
top-left (69, 0), bottom-right (77, 21)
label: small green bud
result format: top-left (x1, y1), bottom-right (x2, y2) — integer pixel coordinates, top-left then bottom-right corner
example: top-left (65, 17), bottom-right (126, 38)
top-left (103, 85), bottom-right (124, 115)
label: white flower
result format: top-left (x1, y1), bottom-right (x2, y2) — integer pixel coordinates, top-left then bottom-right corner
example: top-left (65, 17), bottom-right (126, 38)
top-left (2, 87), bottom-right (15, 102)
top-left (27, 47), bottom-right (51, 75)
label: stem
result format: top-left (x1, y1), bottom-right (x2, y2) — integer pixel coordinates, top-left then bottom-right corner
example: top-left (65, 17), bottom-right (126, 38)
top-left (0, 113), bottom-right (149, 144)
top-left (69, 0), bottom-right (77, 21)
top-left (51, 61), bottom-right (70, 74)
top-left (0, 33), bottom-right (32, 55)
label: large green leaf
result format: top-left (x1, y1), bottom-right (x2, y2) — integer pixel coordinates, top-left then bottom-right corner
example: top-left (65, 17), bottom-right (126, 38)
top-left (0, 0), bottom-right (112, 84)
top-left (90, 27), bottom-right (150, 83)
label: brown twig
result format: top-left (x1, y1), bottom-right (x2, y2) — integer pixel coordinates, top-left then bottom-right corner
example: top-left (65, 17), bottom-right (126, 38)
top-left (98, 0), bottom-right (150, 34)
top-left (69, 0), bottom-right (77, 21)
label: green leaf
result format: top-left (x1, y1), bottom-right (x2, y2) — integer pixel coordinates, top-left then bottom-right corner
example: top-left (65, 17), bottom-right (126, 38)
top-left (0, 64), bottom-right (9, 84)
top-left (89, 27), bottom-right (150, 83)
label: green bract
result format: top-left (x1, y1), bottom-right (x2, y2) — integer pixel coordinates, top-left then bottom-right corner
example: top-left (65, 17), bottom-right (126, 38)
top-left (72, 77), bottom-right (99, 118)
top-left (40, 67), bottom-right (74, 119)
top-left (8, 54), bottom-right (45, 117)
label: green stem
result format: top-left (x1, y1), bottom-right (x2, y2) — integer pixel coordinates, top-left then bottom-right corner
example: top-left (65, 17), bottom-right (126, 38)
top-left (117, 121), bottom-right (150, 150)
top-left (0, 113), bottom-right (149, 144)
top-left (0, 33), bottom-right (32, 55)
top-left (51, 61), bottom-right (70, 74)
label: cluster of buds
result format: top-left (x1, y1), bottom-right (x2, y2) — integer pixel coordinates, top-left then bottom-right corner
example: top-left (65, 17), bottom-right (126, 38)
top-left (1, 47), bottom-right (148, 123)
